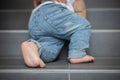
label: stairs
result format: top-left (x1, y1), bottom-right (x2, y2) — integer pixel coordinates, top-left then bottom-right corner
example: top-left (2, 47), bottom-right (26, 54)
top-left (0, 0), bottom-right (120, 80)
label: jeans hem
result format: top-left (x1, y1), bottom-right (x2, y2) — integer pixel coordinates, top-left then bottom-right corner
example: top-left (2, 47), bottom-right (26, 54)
top-left (68, 50), bottom-right (87, 59)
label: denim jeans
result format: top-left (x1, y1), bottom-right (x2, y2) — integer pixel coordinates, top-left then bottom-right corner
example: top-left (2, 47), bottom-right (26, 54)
top-left (28, 3), bottom-right (91, 62)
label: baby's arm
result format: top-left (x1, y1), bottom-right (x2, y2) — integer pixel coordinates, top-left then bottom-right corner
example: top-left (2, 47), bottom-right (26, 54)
top-left (73, 0), bottom-right (87, 18)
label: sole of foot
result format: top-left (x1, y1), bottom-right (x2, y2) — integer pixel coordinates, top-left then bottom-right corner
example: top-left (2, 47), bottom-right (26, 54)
top-left (21, 41), bottom-right (46, 68)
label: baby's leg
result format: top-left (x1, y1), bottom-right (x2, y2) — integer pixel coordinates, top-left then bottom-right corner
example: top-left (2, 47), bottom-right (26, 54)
top-left (38, 37), bottom-right (64, 63)
top-left (68, 16), bottom-right (94, 64)
top-left (69, 29), bottom-right (94, 63)
top-left (21, 41), bottom-right (46, 68)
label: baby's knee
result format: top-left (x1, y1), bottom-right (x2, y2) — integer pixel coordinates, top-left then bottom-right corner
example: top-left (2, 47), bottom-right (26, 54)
top-left (41, 51), bottom-right (59, 63)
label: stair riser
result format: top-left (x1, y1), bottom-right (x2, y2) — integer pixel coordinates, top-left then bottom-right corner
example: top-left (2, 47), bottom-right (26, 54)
top-left (0, 73), bottom-right (68, 80)
top-left (0, 73), bottom-right (120, 80)
top-left (0, 0), bottom-right (120, 9)
top-left (86, 0), bottom-right (120, 8)
top-left (0, 31), bottom-right (120, 57)
top-left (71, 73), bottom-right (120, 80)
top-left (0, 10), bottom-right (120, 30)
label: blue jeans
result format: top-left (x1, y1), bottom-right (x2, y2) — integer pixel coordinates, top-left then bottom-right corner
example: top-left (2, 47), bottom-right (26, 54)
top-left (28, 3), bottom-right (91, 62)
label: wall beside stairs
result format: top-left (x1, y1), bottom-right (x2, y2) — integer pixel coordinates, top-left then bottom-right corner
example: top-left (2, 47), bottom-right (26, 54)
top-left (0, 0), bottom-right (120, 80)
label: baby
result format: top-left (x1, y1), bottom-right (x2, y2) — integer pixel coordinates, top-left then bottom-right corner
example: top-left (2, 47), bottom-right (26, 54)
top-left (21, 0), bottom-right (94, 68)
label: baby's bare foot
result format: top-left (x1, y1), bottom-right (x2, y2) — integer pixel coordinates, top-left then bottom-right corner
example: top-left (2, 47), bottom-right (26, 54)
top-left (69, 55), bottom-right (94, 64)
top-left (21, 41), bottom-right (46, 68)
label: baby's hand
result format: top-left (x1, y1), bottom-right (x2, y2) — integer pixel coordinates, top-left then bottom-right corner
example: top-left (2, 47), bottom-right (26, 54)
top-left (33, 0), bottom-right (41, 8)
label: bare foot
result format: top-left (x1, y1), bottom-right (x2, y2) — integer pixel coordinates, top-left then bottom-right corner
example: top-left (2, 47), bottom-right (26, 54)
top-left (21, 41), bottom-right (46, 68)
top-left (69, 55), bottom-right (94, 64)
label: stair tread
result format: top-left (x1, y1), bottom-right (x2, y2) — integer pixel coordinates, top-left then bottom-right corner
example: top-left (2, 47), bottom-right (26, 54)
top-left (0, 57), bottom-right (120, 70)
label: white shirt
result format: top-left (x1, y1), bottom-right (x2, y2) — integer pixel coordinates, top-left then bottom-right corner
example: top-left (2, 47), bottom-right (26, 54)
top-left (32, 0), bottom-right (75, 13)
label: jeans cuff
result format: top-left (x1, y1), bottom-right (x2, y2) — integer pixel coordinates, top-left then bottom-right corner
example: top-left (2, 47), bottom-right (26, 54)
top-left (68, 50), bottom-right (86, 59)
top-left (27, 39), bottom-right (41, 56)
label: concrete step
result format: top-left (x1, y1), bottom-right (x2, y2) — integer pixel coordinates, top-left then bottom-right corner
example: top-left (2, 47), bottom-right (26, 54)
top-left (0, 0), bottom-right (120, 9)
top-left (0, 57), bottom-right (120, 69)
top-left (0, 10), bottom-right (120, 30)
top-left (0, 57), bottom-right (120, 80)
top-left (0, 30), bottom-right (120, 58)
